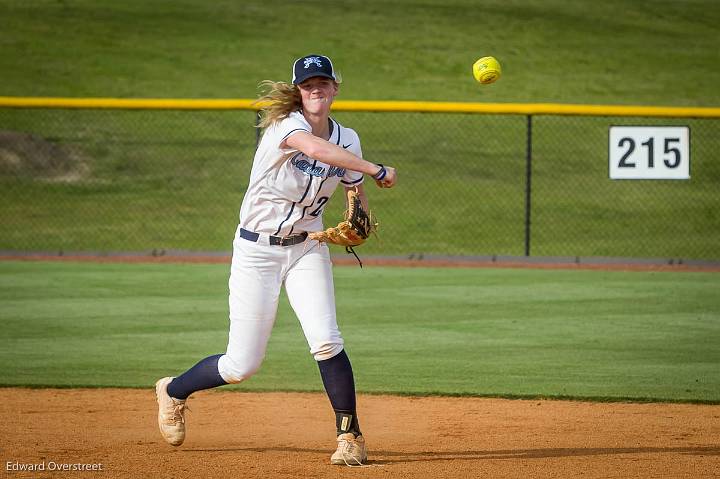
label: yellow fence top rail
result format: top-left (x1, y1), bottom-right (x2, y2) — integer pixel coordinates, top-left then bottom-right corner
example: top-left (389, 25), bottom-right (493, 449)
top-left (1, 97), bottom-right (720, 118)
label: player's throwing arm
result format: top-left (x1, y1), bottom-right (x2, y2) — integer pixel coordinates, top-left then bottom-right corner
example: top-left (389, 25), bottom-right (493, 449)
top-left (285, 133), bottom-right (397, 189)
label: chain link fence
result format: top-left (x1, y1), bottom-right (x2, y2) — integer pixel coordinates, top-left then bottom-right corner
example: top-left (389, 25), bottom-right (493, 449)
top-left (1, 102), bottom-right (718, 261)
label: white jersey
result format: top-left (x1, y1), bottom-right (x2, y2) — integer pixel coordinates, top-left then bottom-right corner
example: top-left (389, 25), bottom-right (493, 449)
top-left (239, 111), bottom-right (364, 236)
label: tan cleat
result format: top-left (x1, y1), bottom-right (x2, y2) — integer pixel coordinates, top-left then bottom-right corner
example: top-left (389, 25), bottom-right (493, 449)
top-left (155, 377), bottom-right (187, 446)
top-left (331, 433), bottom-right (367, 466)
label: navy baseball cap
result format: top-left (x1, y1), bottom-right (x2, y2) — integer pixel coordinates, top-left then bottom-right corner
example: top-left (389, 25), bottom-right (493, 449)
top-left (292, 54), bottom-right (339, 85)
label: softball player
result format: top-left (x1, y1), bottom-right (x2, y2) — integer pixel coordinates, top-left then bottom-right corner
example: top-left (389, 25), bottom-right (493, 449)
top-left (155, 54), bottom-right (397, 466)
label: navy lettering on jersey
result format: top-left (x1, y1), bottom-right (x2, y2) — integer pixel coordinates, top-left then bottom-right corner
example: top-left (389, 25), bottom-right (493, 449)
top-left (327, 166), bottom-right (347, 178)
top-left (292, 155), bottom-right (325, 177)
top-left (292, 155), bottom-right (346, 179)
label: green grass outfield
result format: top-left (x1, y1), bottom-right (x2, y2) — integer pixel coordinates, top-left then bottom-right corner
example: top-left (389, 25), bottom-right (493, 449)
top-left (1, 260), bottom-right (718, 403)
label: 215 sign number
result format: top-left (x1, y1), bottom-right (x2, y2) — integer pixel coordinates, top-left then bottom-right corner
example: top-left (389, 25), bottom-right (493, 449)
top-left (609, 126), bottom-right (690, 179)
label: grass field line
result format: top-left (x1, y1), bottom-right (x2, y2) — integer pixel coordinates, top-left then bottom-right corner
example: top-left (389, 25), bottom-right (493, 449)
top-left (1, 385), bottom-right (718, 406)
top-left (1, 252), bottom-right (719, 272)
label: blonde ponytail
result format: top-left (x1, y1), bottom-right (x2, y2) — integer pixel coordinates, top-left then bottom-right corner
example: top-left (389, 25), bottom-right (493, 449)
top-left (254, 80), bottom-right (302, 128)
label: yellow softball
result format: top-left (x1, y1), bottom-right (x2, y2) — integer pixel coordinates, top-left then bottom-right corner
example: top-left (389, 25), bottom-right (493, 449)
top-left (473, 56), bottom-right (502, 84)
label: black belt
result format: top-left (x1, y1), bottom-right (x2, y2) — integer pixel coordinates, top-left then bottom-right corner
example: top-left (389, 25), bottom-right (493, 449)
top-left (239, 228), bottom-right (308, 246)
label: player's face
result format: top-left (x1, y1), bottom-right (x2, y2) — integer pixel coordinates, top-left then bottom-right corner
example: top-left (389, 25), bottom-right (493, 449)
top-left (298, 76), bottom-right (338, 115)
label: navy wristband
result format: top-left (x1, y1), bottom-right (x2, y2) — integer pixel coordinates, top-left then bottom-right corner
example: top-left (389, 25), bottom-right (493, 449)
top-left (372, 164), bottom-right (387, 181)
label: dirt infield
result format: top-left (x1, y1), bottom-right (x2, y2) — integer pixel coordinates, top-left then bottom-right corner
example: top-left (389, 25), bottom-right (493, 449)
top-left (2, 389), bottom-right (719, 478)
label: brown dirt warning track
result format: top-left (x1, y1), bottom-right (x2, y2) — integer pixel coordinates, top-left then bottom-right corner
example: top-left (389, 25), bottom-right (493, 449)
top-left (2, 388), bottom-right (719, 479)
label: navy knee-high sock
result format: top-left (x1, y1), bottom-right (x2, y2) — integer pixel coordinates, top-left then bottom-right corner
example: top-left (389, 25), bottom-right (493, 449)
top-left (167, 354), bottom-right (227, 400)
top-left (318, 349), bottom-right (361, 436)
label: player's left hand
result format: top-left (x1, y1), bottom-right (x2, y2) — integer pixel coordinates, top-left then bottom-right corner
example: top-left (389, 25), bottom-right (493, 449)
top-left (309, 188), bottom-right (377, 246)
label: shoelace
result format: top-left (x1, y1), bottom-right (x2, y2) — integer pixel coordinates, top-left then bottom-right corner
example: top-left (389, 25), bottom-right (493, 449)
top-left (339, 438), bottom-right (366, 467)
top-left (162, 402), bottom-right (187, 426)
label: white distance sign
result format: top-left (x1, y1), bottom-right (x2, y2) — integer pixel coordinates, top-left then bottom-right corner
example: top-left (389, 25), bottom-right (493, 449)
top-left (609, 126), bottom-right (690, 179)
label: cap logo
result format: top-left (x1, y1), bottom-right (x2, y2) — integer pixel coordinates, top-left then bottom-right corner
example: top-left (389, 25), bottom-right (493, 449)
top-left (304, 56), bottom-right (323, 69)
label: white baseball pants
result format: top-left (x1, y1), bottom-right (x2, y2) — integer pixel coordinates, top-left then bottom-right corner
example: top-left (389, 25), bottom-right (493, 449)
top-left (217, 227), bottom-right (344, 384)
